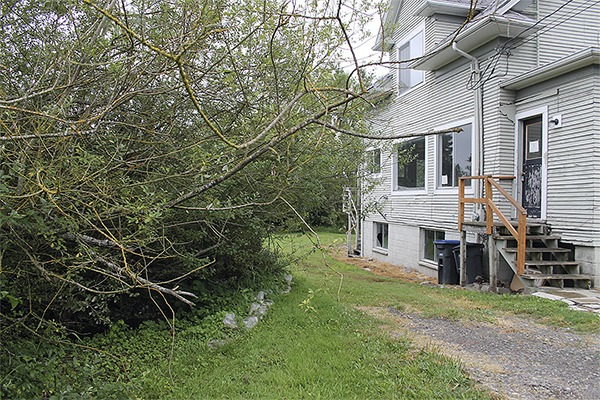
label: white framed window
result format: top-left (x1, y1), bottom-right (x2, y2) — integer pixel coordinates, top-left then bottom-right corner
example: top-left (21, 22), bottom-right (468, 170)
top-left (437, 122), bottom-right (472, 188)
top-left (366, 148), bottom-right (381, 174)
top-left (393, 136), bottom-right (426, 191)
top-left (374, 222), bottom-right (389, 250)
top-left (397, 25), bottom-right (424, 95)
top-left (422, 229), bottom-right (445, 262)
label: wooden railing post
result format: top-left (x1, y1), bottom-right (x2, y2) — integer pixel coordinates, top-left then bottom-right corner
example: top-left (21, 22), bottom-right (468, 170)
top-left (457, 175), bottom-right (527, 278)
top-left (458, 178), bottom-right (465, 232)
top-left (517, 211), bottom-right (526, 275)
top-left (485, 177), bottom-right (493, 235)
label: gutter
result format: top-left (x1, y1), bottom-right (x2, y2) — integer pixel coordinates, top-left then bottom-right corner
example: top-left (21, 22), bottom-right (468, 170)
top-left (413, 15), bottom-right (536, 71)
top-left (452, 42), bottom-right (479, 66)
top-left (452, 42), bottom-right (484, 220)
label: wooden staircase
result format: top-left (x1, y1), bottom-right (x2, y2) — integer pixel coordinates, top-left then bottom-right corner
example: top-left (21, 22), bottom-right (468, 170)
top-left (458, 176), bottom-right (593, 290)
top-left (494, 223), bottom-right (592, 289)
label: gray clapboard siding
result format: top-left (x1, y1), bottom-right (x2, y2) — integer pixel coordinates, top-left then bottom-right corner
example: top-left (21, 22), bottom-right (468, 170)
top-left (511, 65), bottom-right (598, 245)
top-left (366, 0), bottom-right (481, 232)
top-left (537, 1), bottom-right (600, 65)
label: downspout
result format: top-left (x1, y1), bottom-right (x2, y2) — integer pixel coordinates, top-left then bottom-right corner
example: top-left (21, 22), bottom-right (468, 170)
top-left (452, 42), bottom-right (484, 220)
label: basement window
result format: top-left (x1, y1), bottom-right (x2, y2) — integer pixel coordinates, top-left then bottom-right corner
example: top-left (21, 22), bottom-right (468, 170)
top-left (423, 229), bottom-right (445, 262)
top-left (374, 222), bottom-right (389, 250)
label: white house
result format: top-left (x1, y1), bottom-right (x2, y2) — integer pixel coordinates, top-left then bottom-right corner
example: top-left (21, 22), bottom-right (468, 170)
top-left (361, 0), bottom-right (600, 289)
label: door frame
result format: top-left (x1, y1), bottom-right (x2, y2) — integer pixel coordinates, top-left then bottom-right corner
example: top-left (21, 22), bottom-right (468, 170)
top-left (514, 106), bottom-right (548, 221)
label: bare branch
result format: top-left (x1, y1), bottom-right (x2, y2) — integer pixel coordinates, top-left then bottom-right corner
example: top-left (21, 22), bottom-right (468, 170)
top-left (310, 119), bottom-right (463, 140)
top-left (163, 91), bottom-right (363, 208)
top-left (0, 130), bottom-right (96, 141)
top-left (96, 256), bottom-right (198, 307)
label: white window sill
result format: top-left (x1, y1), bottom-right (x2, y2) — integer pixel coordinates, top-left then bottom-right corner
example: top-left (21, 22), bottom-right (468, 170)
top-left (391, 189), bottom-right (427, 196)
top-left (397, 82), bottom-right (424, 98)
top-left (433, 186), bottom-right (474, 195)
top-left (372, 247), bottom-right (389, 256)
top-left (419, 259), bottom-right (438, 271)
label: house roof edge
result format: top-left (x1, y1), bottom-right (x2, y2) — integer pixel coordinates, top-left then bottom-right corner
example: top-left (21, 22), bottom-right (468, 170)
top-left (501, 47), bottom-right (600, 90)
top-left (414, 0), bottom-right (482, 18)
top-left (372, 0), bottom-right (403, 52)
top-left (411, 15), bottom-right (535, 70)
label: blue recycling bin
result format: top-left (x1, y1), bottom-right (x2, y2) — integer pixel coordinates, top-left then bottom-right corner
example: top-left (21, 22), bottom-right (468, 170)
top-left (434, 240), bottom-right (460, 284)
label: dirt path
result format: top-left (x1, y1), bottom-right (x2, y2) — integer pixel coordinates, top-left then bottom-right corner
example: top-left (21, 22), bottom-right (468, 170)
top-left (331, 248), bottom-right (600, 400)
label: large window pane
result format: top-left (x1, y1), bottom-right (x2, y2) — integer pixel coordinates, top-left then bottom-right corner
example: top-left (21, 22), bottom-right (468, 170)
top-left (396, 137), bottom-right (425, 190)
top-left (367, 148), bottom-right (381, 174)
top-left (438, 123), bottom-right (471, 187)
top-left (454, 124), bottom-right (472, 186)
top-left (440, 133), bottom-right (453, 187)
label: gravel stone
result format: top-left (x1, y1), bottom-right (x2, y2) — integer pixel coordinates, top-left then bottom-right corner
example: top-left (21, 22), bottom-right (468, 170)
top-left (382, 308), bottom-right (600, 400)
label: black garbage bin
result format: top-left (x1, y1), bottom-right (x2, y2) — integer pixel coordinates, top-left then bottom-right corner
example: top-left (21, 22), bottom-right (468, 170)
top-left (452, 243), bottom-right (484, 284)
top-left (434, 240), bottom-right (460, 284)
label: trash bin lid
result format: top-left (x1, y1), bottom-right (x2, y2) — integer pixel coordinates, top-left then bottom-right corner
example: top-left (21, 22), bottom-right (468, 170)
top-left (433, 240), bottom-right (461, 245)
top-left (452, 243), bottom-right (484, 251)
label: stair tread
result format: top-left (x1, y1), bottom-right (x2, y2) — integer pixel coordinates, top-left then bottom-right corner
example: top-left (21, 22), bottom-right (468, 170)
top-left (524, 260), bottom-right (578, 266)
top-left (504, 247), bottom-right (570, 253)
top-left (520, 274), bottom-right (592, 280)
top-left (462, 221), bottom-right (546, 227)
top-left (494, 235), bottom-right (561, 240)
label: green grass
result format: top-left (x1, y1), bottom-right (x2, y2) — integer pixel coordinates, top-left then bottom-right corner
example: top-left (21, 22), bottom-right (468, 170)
top-left (134, 273), bottom-right (489, 399)
top-left (6, 231), bottom-right (597, 399)
top-left (133, 231), bottom-right (597, 398)
top-left (282, 232), bottom-right (600, 333)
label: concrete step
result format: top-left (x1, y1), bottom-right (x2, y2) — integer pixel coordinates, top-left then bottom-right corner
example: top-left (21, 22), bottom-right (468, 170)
top-left (520, 274), bottom-right (593, 289)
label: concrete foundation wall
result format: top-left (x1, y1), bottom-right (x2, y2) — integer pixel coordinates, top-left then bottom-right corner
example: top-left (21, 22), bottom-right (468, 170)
top-left (575, 246), bottom-right (600, 288)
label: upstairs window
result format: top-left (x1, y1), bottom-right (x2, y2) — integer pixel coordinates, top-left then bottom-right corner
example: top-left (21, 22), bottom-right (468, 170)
top-left (397, 28), bottom-right (424, 95)
top-left (438, 123), bottom-right (472, 188)
top-left (394, 137), bottom-right (425, 190)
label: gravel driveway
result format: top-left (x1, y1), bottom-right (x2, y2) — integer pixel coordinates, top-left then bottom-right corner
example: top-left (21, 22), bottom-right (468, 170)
top-left (333, 246), bottom-right (600, 399)
top-left (370, 306), bottom-right (600, 400)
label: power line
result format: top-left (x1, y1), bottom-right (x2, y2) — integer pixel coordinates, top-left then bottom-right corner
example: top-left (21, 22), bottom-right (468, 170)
top-left (502, 0), bottom-right (600, 53)
top-left (467, 0), bottom-right (600, 90)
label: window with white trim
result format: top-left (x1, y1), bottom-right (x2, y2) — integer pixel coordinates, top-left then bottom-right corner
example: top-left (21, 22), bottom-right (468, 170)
top-left (374, 222), bottom-right (388, 250)
top-left (397, 28), bottom-right (424, 95)
top-left (437, 123), bottom-right (472, 188)
top-left (423, 229), bottom-right (445, 262)
top-left (394, 137), bottom-right (425, 190)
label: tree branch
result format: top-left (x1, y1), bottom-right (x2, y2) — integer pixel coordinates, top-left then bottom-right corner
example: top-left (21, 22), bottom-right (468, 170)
top-left (309, 120), bottom-right (463, 140)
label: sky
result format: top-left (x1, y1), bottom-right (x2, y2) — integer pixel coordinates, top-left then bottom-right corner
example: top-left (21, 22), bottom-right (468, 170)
top-left (339, 3), bottom-right (389, 78)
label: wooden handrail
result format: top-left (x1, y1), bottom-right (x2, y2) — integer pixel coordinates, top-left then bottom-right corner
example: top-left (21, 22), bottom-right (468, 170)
top-left (458, 176), bottom-right (527, 275)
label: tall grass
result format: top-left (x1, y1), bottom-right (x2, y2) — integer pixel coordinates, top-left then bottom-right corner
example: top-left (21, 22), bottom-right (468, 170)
top-left (136, 272), bottom-right (489, 399)
top-left (5, 231), bottom-right (596, 398)
top-left (126, 232), bottom-right (492, 398)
